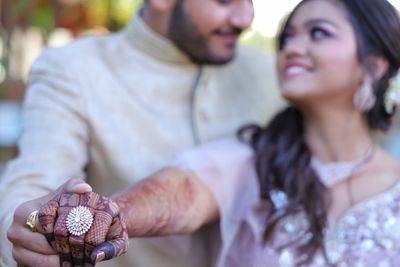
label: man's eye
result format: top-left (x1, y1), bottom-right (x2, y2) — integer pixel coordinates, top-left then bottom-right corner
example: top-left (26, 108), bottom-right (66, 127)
top-left (218, 0), bottom-right (233, 4)
top-left (217, 0), bottom-right (253, 6)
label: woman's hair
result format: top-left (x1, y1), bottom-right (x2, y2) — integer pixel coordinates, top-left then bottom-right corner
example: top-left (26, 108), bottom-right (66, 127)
top-left (240, 0), bottom-right (400, 264)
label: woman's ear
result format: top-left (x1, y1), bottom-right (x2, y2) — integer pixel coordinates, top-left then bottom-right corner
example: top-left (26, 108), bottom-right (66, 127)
top-left (368, 56), bottom-right (389, 81)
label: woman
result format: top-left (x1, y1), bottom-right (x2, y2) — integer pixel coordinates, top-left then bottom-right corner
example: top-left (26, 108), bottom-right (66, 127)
top-left (11, 0), bottom-right (400, 266)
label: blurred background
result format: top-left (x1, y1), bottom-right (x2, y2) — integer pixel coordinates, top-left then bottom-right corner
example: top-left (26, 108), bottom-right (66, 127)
top-left (0, 0), bottom-right (400, 168)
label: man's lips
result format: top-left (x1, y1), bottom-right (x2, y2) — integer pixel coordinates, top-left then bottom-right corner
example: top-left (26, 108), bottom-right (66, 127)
top-left (215, 28), bottom-right (242, 46)
top-left (221, 34), bottom-right (239, 46)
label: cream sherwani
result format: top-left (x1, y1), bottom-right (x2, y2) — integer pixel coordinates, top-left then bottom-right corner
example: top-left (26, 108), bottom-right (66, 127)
top-left (0, 11), bottom-right (283, 267)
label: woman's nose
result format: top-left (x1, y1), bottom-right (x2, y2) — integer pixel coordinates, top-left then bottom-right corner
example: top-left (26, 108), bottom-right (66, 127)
top-left (282, 34), bottom-right (309, 58)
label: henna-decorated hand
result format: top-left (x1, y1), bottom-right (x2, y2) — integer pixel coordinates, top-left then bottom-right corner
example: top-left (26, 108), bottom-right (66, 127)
top-left (36, 189), bottom-right (129, 266)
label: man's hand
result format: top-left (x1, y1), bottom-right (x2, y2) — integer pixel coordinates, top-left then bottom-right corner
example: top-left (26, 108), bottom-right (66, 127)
top-left (7, 178), bottom-right (92, 266)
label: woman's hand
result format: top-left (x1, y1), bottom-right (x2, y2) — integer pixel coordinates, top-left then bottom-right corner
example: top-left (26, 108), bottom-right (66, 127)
top-left (36, 184), bottom-right (129, 266)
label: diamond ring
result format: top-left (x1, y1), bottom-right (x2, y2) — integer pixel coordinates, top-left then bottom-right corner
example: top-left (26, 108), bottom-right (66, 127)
top-left (66, 206), bottom-right (93, 236)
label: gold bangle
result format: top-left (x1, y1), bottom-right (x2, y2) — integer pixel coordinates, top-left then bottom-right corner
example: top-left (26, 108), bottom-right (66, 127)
top-left (25, 210), bottom-right (39, 232)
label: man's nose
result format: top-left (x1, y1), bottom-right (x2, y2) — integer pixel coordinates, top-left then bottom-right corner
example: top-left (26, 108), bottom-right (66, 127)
top-left (229, 1), bottom-right (254, 30)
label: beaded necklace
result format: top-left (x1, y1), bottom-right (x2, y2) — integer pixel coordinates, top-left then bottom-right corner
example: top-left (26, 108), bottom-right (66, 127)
top-left (311, 145), bottom-right (375, 188)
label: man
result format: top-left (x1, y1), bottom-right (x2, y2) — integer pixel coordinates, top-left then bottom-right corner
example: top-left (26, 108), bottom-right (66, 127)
top-left (0, 0), bottom-right (283, 266)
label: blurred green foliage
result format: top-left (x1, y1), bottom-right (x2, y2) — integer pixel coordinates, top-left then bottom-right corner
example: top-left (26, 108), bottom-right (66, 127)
top-left (0, 0), bottom-right (143, 98)
top-left (83, 0), bottom-right (142, 32)
top-left (241, 29), bottom-right (276, 53)
top-left (109, 0), bottom-right (142, 30)
top-left (31, 3), bottom-right (54, 37)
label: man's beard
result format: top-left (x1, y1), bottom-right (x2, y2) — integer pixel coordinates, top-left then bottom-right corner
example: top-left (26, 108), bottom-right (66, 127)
top-left (167, 1), bottom-right (238, 65)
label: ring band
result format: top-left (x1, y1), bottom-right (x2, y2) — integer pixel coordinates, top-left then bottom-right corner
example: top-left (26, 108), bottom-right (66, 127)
top-left (66, 206), bottom-right (93, 236)
top-left (25, 210), bottom-right (39, 232)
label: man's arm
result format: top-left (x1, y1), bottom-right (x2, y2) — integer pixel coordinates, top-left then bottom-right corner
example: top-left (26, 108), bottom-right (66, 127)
top-left (113, 167), bottom-right (219, 237)
top-left (0, 47), bottom-right (89, 265)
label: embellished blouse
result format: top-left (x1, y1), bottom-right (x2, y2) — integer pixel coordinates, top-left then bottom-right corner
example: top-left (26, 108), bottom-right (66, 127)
top-left (173, 138), bottom-right (400, 267)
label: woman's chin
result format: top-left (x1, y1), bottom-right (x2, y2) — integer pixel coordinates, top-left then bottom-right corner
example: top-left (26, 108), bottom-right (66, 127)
top-left (281, 90), bottom-right (304, 103)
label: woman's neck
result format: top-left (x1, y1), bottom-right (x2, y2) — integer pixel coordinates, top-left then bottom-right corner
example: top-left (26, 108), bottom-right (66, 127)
top-left (303, 106), bottom-right (373, 162)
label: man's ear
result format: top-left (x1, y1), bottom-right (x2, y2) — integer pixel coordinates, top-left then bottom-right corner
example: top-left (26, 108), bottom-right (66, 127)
top-left (367, 56), bottom-right (389, 81)
top-left (142, 0), bottom-right (177, 36)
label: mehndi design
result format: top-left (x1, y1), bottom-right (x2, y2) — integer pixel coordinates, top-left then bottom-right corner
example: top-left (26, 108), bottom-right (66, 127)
top-left (37, 191), bottom-right (129, 266)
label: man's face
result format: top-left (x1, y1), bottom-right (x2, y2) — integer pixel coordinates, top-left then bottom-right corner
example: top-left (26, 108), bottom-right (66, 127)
top-left (168, 0), bottom-right (254, 65)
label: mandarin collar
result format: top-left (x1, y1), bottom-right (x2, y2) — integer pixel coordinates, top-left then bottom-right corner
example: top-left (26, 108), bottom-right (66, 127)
top-left (123, 10), bottom-right (195, 65)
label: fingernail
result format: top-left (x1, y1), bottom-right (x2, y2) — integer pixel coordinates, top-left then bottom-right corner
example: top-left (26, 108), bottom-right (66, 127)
top-left (95, 251), bottom-right (105, 263)
top-left (70, 183), bottom-right (92, 192)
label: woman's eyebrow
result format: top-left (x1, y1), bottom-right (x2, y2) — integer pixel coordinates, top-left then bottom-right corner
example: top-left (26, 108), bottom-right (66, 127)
top-left (304, 18), bottom-right (340, 30)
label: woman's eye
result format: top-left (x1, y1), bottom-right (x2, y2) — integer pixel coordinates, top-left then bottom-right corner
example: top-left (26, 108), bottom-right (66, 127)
top-left (310, 28), bottom-right (331, 40)
top-left (279, 32), bottom-right (294, 49)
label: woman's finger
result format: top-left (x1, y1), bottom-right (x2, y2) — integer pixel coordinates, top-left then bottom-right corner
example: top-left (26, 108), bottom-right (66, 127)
top-left (90, 216), bottom-right (129, 264)
top-left (83, 195), bottom-right (119, 263)
top-left (85, 195), bottom-right (119, 246)
top-left (69, 234), bottom-right (85, 266)
top-left (83, 209), bottom-right (113, 257)
top-left (53, 192), bottom-right (83, 265)
top-left (35, 179), bottom-right (83, 250)
top-left (37, 198), bottom-right (60, 250)
top-left (68, 192), bottom-right (99, 266)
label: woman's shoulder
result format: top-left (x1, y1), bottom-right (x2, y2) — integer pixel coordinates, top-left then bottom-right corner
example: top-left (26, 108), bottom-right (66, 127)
top-left (349, 147), bottom-right (400, 211)
top-left (372, 148), bottom-right (400, 185)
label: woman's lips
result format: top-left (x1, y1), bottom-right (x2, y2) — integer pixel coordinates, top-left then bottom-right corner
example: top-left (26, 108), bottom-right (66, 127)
top-left (283, 63), bottom-right (312, 79)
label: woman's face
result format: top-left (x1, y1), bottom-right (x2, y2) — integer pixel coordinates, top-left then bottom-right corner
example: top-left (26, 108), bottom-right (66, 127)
top-left (277, 0), bottom-right (363, 107)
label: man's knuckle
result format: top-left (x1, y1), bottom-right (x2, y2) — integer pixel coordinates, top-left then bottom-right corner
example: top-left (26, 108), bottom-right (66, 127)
top-left (7, 227), bottom-right (16, 242)
top-left (13, 206), bottom-right (24, 221)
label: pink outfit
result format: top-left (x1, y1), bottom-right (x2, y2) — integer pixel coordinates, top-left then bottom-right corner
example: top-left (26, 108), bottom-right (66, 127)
top-left (174, 138), bottom-right (400, 267)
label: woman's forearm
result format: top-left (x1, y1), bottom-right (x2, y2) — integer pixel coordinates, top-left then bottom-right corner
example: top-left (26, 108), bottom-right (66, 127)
top-left (112, 167), bottom-right (219, 237)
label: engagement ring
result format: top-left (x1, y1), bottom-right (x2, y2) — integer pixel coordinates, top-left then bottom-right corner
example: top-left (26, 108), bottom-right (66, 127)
top-left (66, 206), bottom-right (93, 236)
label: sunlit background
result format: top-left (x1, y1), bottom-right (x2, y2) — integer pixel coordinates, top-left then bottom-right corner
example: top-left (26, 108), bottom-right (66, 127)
top-left (253, 0), bottom-right (399, 37)
top-left (0, 0), bottom-right (400, 164)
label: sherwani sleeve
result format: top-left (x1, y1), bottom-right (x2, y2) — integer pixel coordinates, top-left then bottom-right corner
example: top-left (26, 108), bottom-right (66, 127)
top-left (0, 48), bottom-right (89, 266)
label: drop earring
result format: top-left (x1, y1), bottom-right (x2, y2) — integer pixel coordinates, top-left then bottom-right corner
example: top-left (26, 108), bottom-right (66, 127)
top-left (353, 76), bottom-right (376, 111)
